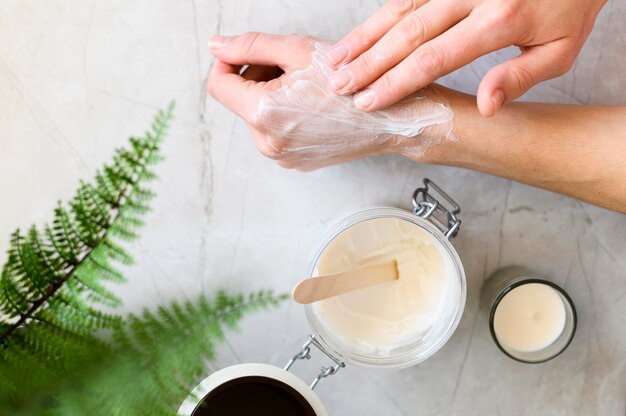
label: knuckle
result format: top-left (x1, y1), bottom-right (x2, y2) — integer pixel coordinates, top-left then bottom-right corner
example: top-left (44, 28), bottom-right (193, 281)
top-left (241, 31), bottom-right (262, 55)
top-left (378, 73), bottom-right (402, 98)
top-left (491, 2), bottom-right (521, 26)
top-left (509, 64), bottom-right (535, 92)
top-left (396, 12), bottom-right (427, 44)
top-left (254, 103), bottom-right (281, 130)
top-left (357, 53), bottom-right (378, 75)
top-left (548, 39), bottom-right (581, 77)
top-left (415, 44), bottom-right (444, 75)
top-left (352, 26), bottom-right (376, 49)
top-left (258, 135), bottom-right (288, 160)
top-left (249, 109), bottom-right (262, 129)
top-left (290, 34), bottom-right (313, 50)
top-left (386, 0), bottom-right (419, 18)
top-left (555, 55), bottom-right (575, 76)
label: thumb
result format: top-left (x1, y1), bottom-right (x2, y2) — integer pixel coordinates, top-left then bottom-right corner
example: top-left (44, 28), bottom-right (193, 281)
top-left (477, 41), bottom-right (575, 117)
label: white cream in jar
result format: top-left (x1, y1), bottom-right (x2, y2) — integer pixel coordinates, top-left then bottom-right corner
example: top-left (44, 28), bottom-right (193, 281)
top-left (311, 217), bottom-right (456, 356)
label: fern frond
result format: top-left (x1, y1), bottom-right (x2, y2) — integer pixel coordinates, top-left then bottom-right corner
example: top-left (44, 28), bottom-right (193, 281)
top-left (0, 103), bottom-right (174, 407)
top-left (52, 290), bottom-right (287, 416)
top-left (0, 102), bottom-right (288, 416)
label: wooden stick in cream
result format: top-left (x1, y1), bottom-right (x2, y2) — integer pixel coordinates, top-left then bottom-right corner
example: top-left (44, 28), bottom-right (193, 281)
top-left (311, 218), bottom-right (454, 355)
top-left (292, 261), bottom-right (398, 304)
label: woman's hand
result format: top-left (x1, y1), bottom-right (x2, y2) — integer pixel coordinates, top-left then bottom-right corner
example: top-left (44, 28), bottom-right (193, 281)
top-left (208, 33), bottom-right (454, 171)
top-left (327, 0), bottom-right (606, 116)
top-left (207, 33), bottom-right (626, 212)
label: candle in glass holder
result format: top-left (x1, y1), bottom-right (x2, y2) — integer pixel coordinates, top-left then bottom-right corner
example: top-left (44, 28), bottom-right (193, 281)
top-left (483, 267), bottom-right (576, 363)
top-left (493, 283), bottom-right (566, 352)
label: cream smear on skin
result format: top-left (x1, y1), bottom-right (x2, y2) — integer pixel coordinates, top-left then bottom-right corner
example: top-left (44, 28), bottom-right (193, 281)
top-left (255, 42), bottom-right (455, 161)
top-left (311, 218), bottom-right (455, 355)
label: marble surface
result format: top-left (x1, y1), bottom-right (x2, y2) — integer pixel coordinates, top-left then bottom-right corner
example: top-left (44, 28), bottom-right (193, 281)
top-left (1, 1), bottom-right (625, 414)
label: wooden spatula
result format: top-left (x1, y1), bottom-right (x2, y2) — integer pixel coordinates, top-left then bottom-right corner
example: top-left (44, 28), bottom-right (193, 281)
top-left (292, 260), bottom-right (398, 304)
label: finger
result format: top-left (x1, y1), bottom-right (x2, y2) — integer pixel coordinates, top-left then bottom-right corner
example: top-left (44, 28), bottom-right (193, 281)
top-left (207, 60), bottom-right (265, 122)
top-left (477, 41), bottom-right (577, 116)
top-left (330, 0), bottom-right (470, 95)
top-left (327, 0), bottom-right (428, 68)
top-left (353, 16), bottom-right (507, 111)
top-left (208, 32), bottom-right (312, 70)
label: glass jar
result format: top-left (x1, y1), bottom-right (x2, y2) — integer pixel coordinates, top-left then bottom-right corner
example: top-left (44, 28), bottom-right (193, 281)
top-left (305, 203), bottom-right (466, 369)
top-left (179, 179), bottom-right (467, 414)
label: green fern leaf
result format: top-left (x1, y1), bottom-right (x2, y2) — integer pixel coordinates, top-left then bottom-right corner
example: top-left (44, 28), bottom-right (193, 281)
top-left (49, 290), bottom-right (286, 416)
top-left (0, 103), bottom-right (174, 408)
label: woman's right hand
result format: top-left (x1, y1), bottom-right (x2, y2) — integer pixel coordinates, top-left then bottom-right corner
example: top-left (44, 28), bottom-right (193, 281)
top-left (326, 0), bottom-right (606, 116)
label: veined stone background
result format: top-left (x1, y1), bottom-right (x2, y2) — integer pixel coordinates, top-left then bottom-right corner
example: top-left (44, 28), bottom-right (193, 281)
top-left (1, 1), bottom-right (624, 414)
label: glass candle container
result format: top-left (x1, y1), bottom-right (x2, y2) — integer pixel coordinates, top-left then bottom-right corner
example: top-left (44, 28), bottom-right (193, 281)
top-left (482, 266), bottom-right (577, 363)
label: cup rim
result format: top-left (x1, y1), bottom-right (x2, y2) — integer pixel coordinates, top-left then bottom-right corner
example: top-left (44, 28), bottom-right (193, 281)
top-left (304, 207), bottom-right (467, 369)
top-left (488, 278), bottom-right (577, 364)
top-left (177, 363), bottom-right (327, 416)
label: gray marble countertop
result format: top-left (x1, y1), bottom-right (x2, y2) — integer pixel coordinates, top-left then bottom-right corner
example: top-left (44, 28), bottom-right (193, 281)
top-left (1, 1), bottom-right (624, 415)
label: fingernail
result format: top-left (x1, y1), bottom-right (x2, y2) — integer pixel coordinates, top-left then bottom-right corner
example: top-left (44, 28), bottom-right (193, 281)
top-left (327, 43), bottom-right (350, 67)
top-left (492, 89), bottom-right (504, 112)
top-left (208, 36), bottom-right (226, 50)
top-left (329, 69), bottom-right (352, 92)
top-left (354, 90), bottom-right (376, 110)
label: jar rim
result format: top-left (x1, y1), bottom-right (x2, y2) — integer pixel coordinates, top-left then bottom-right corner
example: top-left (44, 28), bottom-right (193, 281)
top-left (304, 207), bottom-right (466, 369)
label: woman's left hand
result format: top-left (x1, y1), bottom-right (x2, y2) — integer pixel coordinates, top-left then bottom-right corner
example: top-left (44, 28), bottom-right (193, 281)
top-left (208, 33), bottom-right (454, 171)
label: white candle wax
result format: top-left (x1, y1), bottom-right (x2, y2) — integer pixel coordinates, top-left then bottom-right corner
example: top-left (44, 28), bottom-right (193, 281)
top-left (493, 283), bottom-right (566, 352)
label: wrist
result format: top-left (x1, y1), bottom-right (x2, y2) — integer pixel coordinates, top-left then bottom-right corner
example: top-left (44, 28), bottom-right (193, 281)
top-left (402, 85), bottom-right (476, 166)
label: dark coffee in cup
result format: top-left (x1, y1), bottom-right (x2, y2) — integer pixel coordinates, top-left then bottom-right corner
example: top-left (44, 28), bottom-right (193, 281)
top-left (190, 376), bottom-right (316, 416)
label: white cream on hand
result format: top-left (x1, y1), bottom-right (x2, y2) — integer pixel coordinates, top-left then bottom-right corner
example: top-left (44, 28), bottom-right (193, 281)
top-left (311, 218), bottom-right (455, 355)
top-left (255, 42), bottom-right (455, 169)
top-left (493, 283), bottom-right (566, 352)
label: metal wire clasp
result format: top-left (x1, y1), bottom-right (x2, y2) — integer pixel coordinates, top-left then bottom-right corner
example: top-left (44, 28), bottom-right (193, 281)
top-left (284, 335), bottom-right (345, 390)
top-left (412, 178), bottom-right (461, 239)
